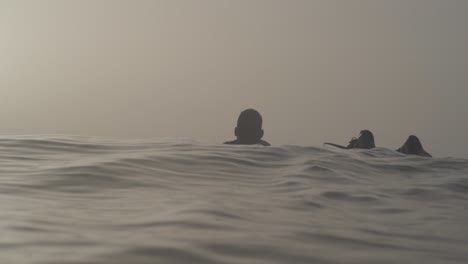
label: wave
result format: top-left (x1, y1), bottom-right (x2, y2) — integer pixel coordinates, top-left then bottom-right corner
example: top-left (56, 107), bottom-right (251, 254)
top-left (0, 136), bottom-right (467, 264)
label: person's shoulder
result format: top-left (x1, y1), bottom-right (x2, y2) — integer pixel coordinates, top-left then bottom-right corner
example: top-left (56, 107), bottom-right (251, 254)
top-left (421, 151), bottom-right (432, 157)
top-left (224, 139), bottom-right (270, 146)
top-left (224, 140), bottom-right (239, 145)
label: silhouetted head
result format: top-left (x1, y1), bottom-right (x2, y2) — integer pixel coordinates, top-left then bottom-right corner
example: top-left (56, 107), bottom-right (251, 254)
top-left (398, 135), bottom-right (431, 157)
top-left (353, 130), bottom-right (376, 149)
top-left (404, 135), bottom-right (423, 153)
top-left (234, 109), bottom-right (264, 143)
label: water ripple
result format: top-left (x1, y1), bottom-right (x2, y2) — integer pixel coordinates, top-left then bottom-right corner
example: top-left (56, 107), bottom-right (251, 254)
top-left (0, 136), bottom-right (467, 264)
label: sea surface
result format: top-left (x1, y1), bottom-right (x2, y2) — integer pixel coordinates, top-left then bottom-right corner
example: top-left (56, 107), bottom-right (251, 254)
top-left (0, 136), bottom-right (467, 264)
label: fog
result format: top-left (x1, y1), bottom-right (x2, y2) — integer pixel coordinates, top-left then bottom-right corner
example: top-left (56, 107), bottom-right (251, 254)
top-left (1, 0), bottom-right (467, 157)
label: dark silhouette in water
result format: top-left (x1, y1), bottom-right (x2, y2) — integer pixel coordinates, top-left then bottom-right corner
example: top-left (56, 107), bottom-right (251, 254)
top-left (224, 109), bottom-right (270, 146)
top-left (324, 130), bottom-right (376, 149)
top-left (397, 135), bottom-right (432, 157)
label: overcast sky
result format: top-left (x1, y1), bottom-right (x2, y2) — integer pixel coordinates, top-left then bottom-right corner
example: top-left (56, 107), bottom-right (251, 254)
top-left (1, 0), bottom-right (467, 157)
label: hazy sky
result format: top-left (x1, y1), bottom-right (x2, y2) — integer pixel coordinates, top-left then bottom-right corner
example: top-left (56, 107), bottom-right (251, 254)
top-left (1, 0), bottom-right (467, 157)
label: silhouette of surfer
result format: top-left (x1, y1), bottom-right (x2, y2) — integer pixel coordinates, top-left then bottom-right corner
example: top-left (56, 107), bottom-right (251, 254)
top-left (224, 109), bottom-right (270, 146)
top-left (324, 130), bottom-right (376, 149)
top-left (396, 135), bottom-right (432, 157)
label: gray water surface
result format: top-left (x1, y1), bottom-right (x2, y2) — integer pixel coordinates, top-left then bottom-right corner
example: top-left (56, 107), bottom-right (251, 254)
top-left (0, 136), bottom-right (467, 264)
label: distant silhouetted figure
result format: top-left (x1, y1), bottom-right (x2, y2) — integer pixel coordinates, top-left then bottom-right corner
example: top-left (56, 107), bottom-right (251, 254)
top-left (224, 109), bottom-right (270, 146)
top-left (397, 135), bottom-right (432, 157)
top-left (324, 130), bottom-right (376, 149)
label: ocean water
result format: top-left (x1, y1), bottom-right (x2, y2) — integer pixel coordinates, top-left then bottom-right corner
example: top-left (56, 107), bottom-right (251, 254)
top-left (0, 136), bottom-right (467, 264)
